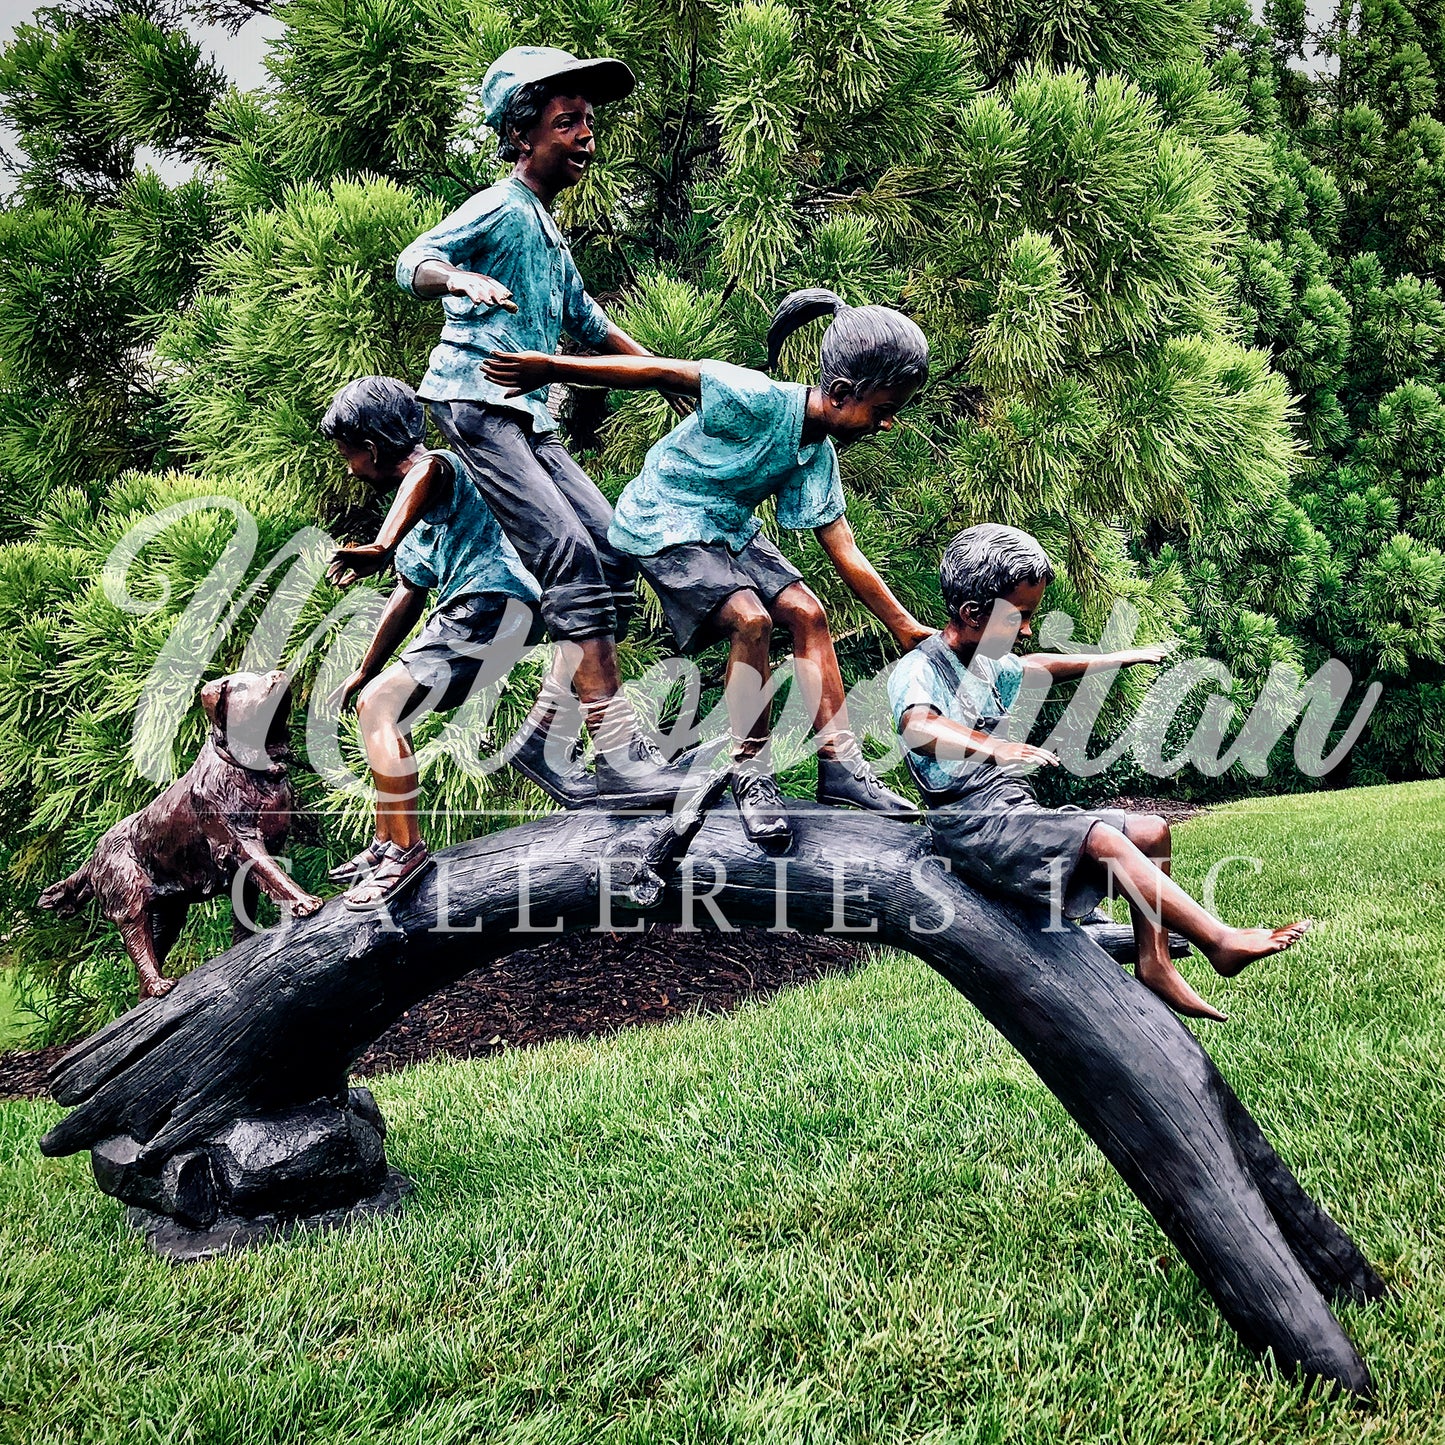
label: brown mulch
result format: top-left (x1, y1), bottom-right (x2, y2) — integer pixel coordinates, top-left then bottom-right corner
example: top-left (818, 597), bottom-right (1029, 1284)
top-left (0, 927), bottom-right (863, 1100)
top-left (1094, 795), bottom-right (1211, 825)
top-left (0, 1044), bottom-right (71, 1102)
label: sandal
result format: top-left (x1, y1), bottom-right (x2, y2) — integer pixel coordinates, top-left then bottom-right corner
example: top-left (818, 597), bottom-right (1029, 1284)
top-left (328, 838), bottom-right (388, 885)
top-left (343, 840), bottom-right (433, 912)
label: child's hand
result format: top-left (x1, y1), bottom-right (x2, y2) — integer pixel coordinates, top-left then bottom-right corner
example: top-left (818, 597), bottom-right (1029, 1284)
top-left (327, 544), bottom-right (391, 588)
top-left (447, 271), bottom-right (518, 312)
top-left (328, 669), bottom-right (369, 713)
top-left (484, 351), bottom-right (554, 397)
top-left (989, 740), bottom-right (1060, 770)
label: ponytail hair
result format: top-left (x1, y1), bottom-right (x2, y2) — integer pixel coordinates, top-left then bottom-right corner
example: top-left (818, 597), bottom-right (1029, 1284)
top-left (766, 287), bottom-right (929, 395)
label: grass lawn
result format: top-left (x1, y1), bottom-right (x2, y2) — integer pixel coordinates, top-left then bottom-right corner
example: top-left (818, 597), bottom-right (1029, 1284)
top-left (2, 781), bottom-right (1443, 1443)
top-left (0, 969), bottom-right (25, 1051)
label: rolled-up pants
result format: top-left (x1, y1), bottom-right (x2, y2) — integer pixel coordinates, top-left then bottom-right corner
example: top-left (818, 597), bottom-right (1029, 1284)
top-left (428, 400), bottom-right (635, 642)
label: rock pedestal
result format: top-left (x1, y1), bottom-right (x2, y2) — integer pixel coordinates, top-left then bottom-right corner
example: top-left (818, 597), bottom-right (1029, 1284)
top-left (88, 1086), bottom-right (408, 1261)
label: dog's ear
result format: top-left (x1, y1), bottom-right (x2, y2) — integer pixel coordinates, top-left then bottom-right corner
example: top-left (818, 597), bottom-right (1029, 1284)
top-left (200, 677), bottom-right (230, 730)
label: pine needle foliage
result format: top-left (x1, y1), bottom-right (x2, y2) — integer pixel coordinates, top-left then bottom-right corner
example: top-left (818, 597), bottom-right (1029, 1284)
top-left (0, 0), bottom-right (1398, 1034)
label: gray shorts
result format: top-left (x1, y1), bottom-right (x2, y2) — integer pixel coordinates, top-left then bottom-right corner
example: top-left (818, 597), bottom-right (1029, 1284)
top-left (927, 770), bottom-right (1130, 920)
top-left (399, 593), bottom-right (544, 718)
top-left (636, 535), bottom-right (804, 654)
top-left (428, 402), bottom-right (635, 643)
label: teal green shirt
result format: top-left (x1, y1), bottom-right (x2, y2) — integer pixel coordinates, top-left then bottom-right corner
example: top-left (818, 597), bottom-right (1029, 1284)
top-left (396, 177), bottom-right (611, 434)
top-left (888, 636), bottom-right (1025, 795)
top-left (608, 361), bottom-right (846, 556)
top-left (393, 450), bottom-right (540, 608)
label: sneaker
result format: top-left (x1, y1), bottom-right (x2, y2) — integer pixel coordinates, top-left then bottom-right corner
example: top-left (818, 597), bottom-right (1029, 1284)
top-left (508, 722), bottom-right (596, 808)
top-left (816, 754), bottom-right (921, 819)
top-left (593, 738), bottom-right (700, 809)
top-left (730, 766), bottom-right (793, 848)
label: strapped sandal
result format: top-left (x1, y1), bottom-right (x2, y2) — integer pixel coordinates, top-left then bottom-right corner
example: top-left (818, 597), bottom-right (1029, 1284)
top-left (343, 840), bottom-right (433, 912)
top-left (328, 838), bottom-right (389, 885)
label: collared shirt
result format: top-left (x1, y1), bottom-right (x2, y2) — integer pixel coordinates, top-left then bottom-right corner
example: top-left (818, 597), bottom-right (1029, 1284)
top-left (396, 177), bottom-right (612, 433)
top-left (888, 634), bottom-right (1025, 795)
top-left (393, 450), bottom-right (541, 608)
top-left (608, 361), bottom-right (846, 557)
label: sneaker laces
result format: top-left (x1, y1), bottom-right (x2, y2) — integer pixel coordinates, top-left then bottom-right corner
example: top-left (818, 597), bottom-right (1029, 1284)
top-left (734, 767), bottom-right (784, 806)
top-left (628, 733), bottom-right (670, 768)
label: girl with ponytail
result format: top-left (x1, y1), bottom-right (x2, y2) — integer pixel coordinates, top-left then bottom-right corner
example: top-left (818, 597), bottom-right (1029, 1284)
top-left (484, 288), bottom-right (933, 847)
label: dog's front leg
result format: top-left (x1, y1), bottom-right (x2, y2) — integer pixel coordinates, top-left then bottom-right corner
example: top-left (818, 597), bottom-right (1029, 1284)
top-left (117, 914), bottom-right (176, 999)
top-left (235, 838), bottom-right (323, 919)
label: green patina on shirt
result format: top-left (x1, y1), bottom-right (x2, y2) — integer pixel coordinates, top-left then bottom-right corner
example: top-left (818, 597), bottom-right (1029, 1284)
top-left (393, 450), bottom-right (541, 608)
top-left (888, 635), bottom-right (1025, 795)
top-left (608, 361), bottom-right (846, 557)
top-left (396, 177), bottom-right (611, 434)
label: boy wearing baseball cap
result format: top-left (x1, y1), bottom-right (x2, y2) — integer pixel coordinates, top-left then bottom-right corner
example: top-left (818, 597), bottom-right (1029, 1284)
top-left (397, 46), bottom-right (692, 807)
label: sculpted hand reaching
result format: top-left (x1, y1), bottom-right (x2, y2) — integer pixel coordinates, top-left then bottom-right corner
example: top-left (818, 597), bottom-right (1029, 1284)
top-left (447, 271), bottom-right (519, 312)
top-left (326, 543), bottom-right (392, 589)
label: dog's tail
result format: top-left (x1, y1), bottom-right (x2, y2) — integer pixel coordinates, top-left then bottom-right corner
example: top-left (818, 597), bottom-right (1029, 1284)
top-left (38, 865), bottom-right (94, 917)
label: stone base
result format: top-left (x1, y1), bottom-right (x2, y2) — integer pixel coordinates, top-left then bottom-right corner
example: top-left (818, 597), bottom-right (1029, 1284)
top-left (130, 1167), bottom-right (412, 1262)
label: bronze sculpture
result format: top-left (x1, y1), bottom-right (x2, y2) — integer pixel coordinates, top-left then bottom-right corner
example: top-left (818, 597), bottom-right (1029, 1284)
top-left (38, 669), bottom-right (321, 998)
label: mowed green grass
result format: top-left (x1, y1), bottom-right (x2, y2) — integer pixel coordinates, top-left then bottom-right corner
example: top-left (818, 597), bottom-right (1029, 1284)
top-left (2, 782), bottom-right (1443, 1444)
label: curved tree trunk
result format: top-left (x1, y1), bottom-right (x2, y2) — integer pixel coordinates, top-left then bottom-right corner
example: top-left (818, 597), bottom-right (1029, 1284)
top-left (41, 802), bottom-right (1384, 1395)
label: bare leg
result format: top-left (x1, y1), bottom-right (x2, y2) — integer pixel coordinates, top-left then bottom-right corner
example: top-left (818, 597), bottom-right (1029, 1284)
top-left (1086, 824), bottom-right (1311, 992)
top-left (770, 583), bottom-right (850, 752)
top-left (356, 666), bottom-right (426, 853)
top-left (563, 635), bottom-right (622, 705)
top-left (715, 590), bottom-right (774, 759)
top-left (1116, 816), bottom-right (1226, 1021)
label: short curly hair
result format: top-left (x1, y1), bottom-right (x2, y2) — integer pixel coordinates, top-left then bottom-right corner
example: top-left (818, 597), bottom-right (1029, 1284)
top-left (939, 524), bottom-right (1054, 624)
top-left (497, 78), bottom-right (563, 162)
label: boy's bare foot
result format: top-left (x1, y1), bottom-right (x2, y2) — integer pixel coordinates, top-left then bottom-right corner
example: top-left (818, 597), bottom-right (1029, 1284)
top-left (1135, 958), bottom-right (1228, 1023)
top-left (1206, 920), bottom-right (1313, 978)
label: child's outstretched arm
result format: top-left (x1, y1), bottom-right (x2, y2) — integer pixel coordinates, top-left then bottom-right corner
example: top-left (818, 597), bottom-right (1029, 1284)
top-left (326, 454), bottom-right (451, 588)
top-left (814, 517), bottom-right (934, 651)
top-left (328, 582), bottom-right (429, 713)
top-left (1023, 643), bottom-right (1172, 682)
top-left (484, 350), bottom-right (703, 398)
top-left (898, 705), bottom-right (1059, 771)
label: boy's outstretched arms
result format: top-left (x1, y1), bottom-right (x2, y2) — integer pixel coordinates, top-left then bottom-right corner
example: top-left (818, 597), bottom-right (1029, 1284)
top-left (329, 582), bottom-right (429, 712)
top-left (1022, 642), bottom-right (1172, 683)
top-left (898, 705), bottom-right (1060, 770)
top-left (485, 349), bottom-right (703, 397)
top-left (327, 454), bottom-right (452, 588)
top-left (813, 517), bottom-right (934, 650)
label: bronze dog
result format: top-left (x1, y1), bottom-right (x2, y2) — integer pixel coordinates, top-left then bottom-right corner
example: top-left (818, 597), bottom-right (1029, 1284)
top-left (39, 670), bottom-right (323, 998)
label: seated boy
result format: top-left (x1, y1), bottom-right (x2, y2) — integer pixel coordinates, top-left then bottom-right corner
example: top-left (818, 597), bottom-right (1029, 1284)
top-left (322, 376), bottom-right (593, 909)
top-left (889, 523), bottom-right (1311, 1021)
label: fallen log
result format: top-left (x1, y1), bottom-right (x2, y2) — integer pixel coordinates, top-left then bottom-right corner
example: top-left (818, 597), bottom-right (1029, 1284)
top-left (41, 801), bottom-right (1383, 1395)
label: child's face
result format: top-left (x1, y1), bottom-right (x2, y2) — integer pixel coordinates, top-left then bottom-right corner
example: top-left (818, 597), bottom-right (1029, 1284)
top-left (968, 579), bottom-right (1047, 651)
top-left (334, 439), bottom-right (387, 485)
top-left (822, 381), bottom-right (917, 443)
top-left (518, 93), bottom-right (597, 191)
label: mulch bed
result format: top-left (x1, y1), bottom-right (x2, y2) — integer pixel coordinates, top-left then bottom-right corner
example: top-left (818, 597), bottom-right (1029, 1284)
top-left (0, 926), bottom-right (863, 1101)
top-left (1094, 795), bottom-right (1211, 825)
top-left (0, 796), bottom-right (1209, 1102)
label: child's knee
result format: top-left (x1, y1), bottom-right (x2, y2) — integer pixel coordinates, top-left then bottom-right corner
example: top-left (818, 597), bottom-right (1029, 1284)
top-left (357, 671), bottom-right (408, 726)
top-left (1133, 813), bottom-right (1170, 855)
top-left (773, 584), bottom-right (827, 637)
top-left (726, 594), bottom-right (773, 646)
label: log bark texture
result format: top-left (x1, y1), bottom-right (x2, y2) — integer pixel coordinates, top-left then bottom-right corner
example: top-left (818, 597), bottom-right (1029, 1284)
top-left (41, 802), bottom-right (1384, 1393)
